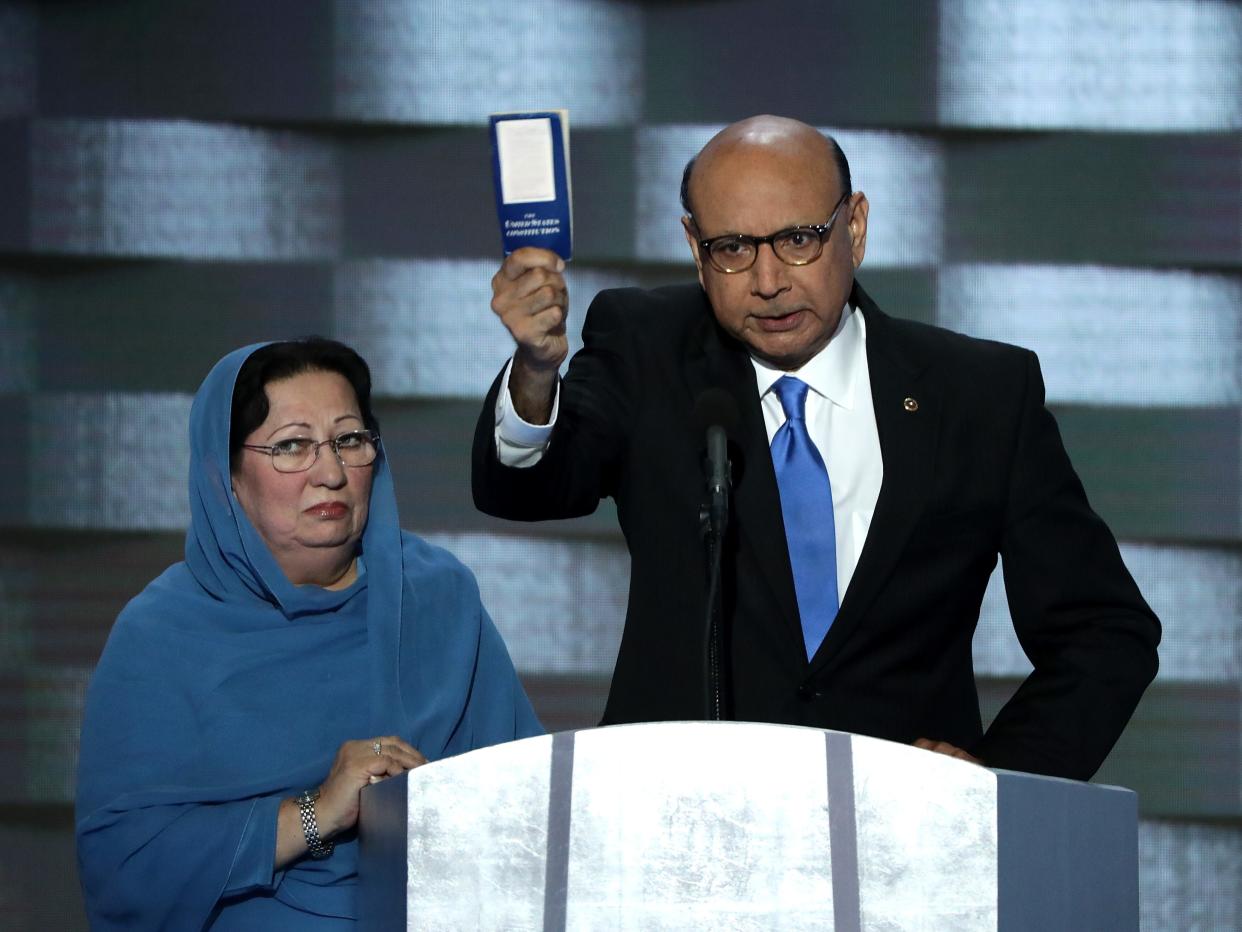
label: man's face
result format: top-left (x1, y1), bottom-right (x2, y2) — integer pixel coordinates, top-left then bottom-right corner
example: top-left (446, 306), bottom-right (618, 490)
top-left (682, 141), bottom-right (868, 371)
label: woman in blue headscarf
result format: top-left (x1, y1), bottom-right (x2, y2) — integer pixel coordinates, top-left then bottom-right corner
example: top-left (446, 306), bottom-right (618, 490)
top-left (76, 338), bottom-right (543, 930)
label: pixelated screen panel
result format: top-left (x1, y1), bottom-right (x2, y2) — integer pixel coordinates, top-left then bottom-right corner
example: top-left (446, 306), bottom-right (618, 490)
top-left (1, 1), bottom-right (1239, 929)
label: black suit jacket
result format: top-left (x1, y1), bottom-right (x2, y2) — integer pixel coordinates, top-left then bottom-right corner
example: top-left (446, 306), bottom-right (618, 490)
top-left (472, 281), bottom-right (1160, 780)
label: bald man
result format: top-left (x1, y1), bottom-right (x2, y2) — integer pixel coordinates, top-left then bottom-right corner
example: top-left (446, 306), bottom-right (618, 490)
top-left (472, 116), bottom-right (1159, 781)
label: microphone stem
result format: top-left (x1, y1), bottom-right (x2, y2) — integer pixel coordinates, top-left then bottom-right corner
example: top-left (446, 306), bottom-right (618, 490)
top-left (705, 526), bottom-right (724, 720)
top-left (702, 423), bottom-right (731, 721)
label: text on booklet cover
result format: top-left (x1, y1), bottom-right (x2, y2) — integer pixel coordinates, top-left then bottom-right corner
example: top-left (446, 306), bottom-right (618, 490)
top-left (489, 111), bottom-right (573, 260)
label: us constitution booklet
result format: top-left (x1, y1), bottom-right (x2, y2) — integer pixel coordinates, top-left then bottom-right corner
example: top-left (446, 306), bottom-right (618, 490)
top-left (489, 110), bottom-right (573, 260)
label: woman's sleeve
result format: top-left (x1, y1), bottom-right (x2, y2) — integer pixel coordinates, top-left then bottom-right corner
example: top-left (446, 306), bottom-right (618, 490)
top-left (77, 793), bottom-right (287, 931)
top-left (75, 610), bottom-right (296, 931)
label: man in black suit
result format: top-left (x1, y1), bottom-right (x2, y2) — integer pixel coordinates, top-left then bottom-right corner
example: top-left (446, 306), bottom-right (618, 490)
top-left (473, 115), bottom-right (1159, 780)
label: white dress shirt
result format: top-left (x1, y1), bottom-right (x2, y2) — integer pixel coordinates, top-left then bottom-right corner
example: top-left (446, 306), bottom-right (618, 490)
top-left (751, 305), bottom-right (883, 601)
top-left (494, 304), bottom-right (884, 601)
top-left (493, 356), bottom-right (561, 469)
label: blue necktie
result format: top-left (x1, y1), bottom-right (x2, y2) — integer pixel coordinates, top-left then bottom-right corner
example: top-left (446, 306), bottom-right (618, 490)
top-left (770, 376), bottom-right (839, 659)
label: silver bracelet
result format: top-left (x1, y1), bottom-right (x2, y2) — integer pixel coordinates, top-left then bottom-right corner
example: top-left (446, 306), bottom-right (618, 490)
top-left (296, 788), bottom-right (334, 859)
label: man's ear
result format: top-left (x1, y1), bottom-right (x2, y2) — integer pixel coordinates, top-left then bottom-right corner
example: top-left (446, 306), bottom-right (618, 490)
top-left (847, 192), bottom-right (869, 271)
top-left (682, 215), bottom-right (708, 290)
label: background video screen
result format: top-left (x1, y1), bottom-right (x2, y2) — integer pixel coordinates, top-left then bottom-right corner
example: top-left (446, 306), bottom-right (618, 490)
top-left (1, 1), bottom-right (1238, 928)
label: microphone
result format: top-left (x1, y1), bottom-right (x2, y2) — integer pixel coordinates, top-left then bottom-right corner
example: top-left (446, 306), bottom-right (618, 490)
top-left (694, 389), bottom-right (739, 539)
top-left (693, 389), bottom-right (739, 721)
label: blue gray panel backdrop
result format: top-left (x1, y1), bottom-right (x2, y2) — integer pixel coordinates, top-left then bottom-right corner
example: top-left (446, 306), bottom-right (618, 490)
top-left (0, 1), bottom-right (1238, 929)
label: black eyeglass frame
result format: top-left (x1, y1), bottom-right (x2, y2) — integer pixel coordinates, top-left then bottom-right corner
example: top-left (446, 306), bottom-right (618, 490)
top-left (242, 430), bottom-right (382, 474)
top-left (693, 191), bottom-right (853, 274)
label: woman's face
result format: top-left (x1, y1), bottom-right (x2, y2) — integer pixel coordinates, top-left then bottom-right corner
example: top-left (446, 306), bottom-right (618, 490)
top-left (231, 369), bottom-right (373, 587)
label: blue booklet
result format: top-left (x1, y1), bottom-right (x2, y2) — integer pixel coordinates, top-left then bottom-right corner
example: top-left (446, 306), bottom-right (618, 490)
top-left (489, 110), bottom-right (573, 260)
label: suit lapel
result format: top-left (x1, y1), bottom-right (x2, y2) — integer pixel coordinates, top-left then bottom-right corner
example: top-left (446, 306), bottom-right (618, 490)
top-left (684, 298), bottom-right (805, 656)
top-left (809, 282), bottom-right (941, 673)
top-left (683, 282), bottom-right (944, 673)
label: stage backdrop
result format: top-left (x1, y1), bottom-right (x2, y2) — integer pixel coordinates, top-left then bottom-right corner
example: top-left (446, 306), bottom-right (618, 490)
top-left (0, 2), bottom-right (1239, 929)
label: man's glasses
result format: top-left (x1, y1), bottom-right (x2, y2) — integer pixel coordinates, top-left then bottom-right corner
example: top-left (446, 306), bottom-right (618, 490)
top-left (242, 430), bottom-right (380, 474)
top-left (694, 191), bottom-right (851, 274)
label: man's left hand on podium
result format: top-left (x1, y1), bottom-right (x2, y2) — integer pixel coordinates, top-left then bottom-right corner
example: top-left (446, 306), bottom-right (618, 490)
top-left (913, 738), bottom-right (983, 766)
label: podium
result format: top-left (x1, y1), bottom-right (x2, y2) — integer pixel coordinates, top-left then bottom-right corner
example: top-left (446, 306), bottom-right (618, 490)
top-left (359, 722), bottom-right (1138, 930)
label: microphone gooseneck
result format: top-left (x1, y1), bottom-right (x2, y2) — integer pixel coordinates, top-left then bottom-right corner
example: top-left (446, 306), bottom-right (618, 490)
top-left (694, 390), bottom-right (739, 721)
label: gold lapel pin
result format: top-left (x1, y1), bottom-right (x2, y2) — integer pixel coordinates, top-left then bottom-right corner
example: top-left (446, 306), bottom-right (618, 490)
top-left (903, 397), bottom-right (919, 412)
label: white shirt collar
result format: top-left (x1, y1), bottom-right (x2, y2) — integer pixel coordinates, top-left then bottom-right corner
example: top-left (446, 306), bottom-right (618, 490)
top-left (751, 303), bottom-right (867, 410)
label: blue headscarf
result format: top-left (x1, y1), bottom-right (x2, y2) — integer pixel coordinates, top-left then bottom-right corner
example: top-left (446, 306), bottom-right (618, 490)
top-left (76, 344), bottom-right (542, 930)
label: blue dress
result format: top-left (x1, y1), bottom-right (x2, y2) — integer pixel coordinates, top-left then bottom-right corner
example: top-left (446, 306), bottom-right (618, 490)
top-left (75, 344), bottom-right (543, 930)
